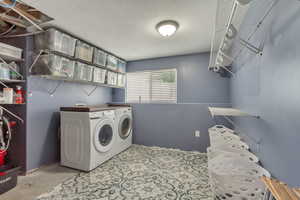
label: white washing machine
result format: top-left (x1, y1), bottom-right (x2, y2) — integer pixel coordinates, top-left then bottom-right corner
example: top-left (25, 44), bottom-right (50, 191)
top-left (114, 106), bottom-right (133, 154)
top-left (60, 109), bottom-right (117, 171)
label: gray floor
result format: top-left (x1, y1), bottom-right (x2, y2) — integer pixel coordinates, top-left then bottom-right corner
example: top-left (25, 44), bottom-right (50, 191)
top-left (0, 164), bottom-right (78, 200)
top-left (1, 145), bottom-right (211, 200)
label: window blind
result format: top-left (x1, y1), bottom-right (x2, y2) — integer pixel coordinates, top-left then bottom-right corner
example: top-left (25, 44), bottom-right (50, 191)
top-left (126, 69), bottom-right (177, 103)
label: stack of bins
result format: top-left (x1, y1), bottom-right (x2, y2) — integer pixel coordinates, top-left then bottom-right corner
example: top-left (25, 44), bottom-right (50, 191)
top-left (117, 59), bottom-right (126, 87)
top-left (207, 125), bottom-right (270, 200)
top-left (92, 49), bottom-right (107, 84)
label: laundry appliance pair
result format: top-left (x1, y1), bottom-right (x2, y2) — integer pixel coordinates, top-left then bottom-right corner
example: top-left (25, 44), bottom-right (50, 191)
top-left (60, 105), bottom-right (132, 171)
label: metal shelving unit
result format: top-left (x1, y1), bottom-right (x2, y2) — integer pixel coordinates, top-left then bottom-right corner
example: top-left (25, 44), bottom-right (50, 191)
top-left (209, 0), bottom-right (279, 75)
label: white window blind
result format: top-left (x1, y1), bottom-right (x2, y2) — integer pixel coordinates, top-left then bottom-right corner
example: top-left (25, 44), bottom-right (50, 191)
top-left (126, 69), bottom-right (177, 103)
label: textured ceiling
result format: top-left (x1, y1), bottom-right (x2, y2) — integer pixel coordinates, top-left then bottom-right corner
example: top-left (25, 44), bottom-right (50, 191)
top-left (23, 0), bottom-right (216, 61)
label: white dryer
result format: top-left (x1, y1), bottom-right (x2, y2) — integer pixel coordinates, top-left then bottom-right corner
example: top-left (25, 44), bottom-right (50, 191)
top-left (114, 106), bottom-right (133, 154)
top-left (60, 109), bottom-right (117, 171)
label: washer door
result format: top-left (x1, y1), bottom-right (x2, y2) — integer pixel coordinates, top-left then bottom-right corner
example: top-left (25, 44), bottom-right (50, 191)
top-left (118, 114), bottom-right (132, 140)
top-left (94, 119), bottom-right (115, 153)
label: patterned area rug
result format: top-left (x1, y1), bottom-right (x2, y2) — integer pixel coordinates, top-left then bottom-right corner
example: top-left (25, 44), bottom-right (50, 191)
top-left (37, 145), bottom-right (212, 200)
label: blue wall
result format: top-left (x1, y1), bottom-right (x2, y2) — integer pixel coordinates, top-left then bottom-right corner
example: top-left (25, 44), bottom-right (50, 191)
top-left (230, 0), bottom-right (300, 186)
top-left (113, 53), bottom-right (231, 152)
top-left (26, 78), bottom-right (112, 170)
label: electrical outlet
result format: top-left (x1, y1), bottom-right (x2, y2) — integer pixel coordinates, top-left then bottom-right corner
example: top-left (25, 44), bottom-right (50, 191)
top-left (195, 130), bottom-right (200, 137)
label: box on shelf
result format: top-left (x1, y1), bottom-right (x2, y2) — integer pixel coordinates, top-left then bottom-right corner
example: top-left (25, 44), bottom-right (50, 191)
top-left (0, 42), bottom-right (23, 60)
top-left (74, 62), bottom-right (93, 82)
top-left (117, 59), bottom-right (126, 73)
top-left (34, 28), bottom-right (77, 56)
top-left (75, 41), bottom-right (94, 62)
top-left (31, 54), bottom-right (75, 79)
top-left (93, 67), bottom-right (106, 84)
top-left (93, 49), bottom-right (107, 67)
top-left (107, 71), bottom-right (118, 85)
top-left (106, 55), bottom-right (118, 71)
top-left (117, 73), bottom-right (126, 87)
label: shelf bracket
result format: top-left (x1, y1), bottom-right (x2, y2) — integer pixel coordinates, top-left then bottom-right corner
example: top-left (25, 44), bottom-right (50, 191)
top-left (82, 85), bottom-right (98, 96)
top-left (0, 80), bottom-right (9, 88)
top-left (29, 50), bottom-right (44, 73)
top-left (239, 38), bottom-right (263, 55)
top-left (48, 80), bottom-right (63, 96)
top-left (0, 106), bottom-right (24, 123)
top-left (220, 66), bottom-right (235, 76)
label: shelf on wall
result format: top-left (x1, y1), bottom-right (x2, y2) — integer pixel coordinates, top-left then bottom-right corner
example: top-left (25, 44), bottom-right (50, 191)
top-left (0, 79), bottom-right (26, 83)
top-left (0, 103), bottom-right (26, 105)
top-left (35, 75), bottom-right (125, 89)
top-left (208, 107), bottom-right (259, 118)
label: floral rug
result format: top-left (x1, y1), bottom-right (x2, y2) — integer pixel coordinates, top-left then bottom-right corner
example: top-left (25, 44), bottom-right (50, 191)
top-left (37, 145), bottom-right (212, 200)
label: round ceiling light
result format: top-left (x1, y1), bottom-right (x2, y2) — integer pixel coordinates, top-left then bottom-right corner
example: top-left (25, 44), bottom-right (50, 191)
top-left (156, 20), bottom-right (179, 37)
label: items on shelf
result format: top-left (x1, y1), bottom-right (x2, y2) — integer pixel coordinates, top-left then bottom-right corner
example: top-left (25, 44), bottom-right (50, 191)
top-left (3, 88), bottom-right (13, 104)
top-left (31, 53), bottom-right (75, 79)
top-left (32, 28), bottom-right (127, 89)
top-left (35, 28), bottom-right (77, 57)
top-left (75, 40), bottom-right (94, 62)
top-left (107, 71), bottom-right (118, 85)
top-left (117, 59), bottom-right (126, 73)
top-left (0, 86), bottom-right (25, 104)
top-left (93, 68), bottom-right (106, 84)
top-left (0, 62), bottom-right (22, 80)
top-left (117, 74), bottom-right (126, 87)
top-left (15, 85), bottom-right (24, 104)
top-left (106, 55), bottom-right (118, 71)
top-left (93, 49), bottom-right (107, 67)
top-left (74, 62), bottom-right (93, 82)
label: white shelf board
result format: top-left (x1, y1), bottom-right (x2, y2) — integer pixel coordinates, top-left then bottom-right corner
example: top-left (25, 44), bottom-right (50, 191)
top-left (208, 107), bottom-right (259, 118)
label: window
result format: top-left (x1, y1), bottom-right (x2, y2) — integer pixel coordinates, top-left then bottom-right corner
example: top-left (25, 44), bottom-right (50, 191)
top-left (126, 69), bottom-right (177, 103)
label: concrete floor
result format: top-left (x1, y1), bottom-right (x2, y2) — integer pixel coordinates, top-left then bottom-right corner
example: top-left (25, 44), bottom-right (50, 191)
top-left (0, 164), bottom-right (78, 200)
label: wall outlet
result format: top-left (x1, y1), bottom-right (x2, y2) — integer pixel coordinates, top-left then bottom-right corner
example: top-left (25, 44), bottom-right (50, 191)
top-left (195, 130), bottom-right (201, 137)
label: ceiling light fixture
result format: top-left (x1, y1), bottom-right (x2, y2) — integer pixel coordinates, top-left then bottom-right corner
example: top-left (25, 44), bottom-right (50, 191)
top-left (156, 20), bottom-right (179, 37)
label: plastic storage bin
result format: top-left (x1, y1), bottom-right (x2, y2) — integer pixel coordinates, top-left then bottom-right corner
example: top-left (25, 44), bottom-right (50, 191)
top-left (34, 28), bottom-right (76, 56)
top-left (0, 42), bottom-right (23, 60)
top-left (107, 71), bottom-right (118, 85)
top-left (0, 63), bottom-right (10, 80)
top-left (93, 49), bottom-right (107, 66)
top-left (93, 67), bottom-right (106, 84)
top-left (75, 41), bottom-right (94, 62)
top-left (0, 166), bottom-right (21, 194)
top-left (117, 74), bottom-right (126, 87)
top-left (117, 59), bottom-right (126, 73)
top-left (31, 54), bottom-right (75, 78)
top-left (74, 62), bottom-right (93, 82)
top-left (106, 55), bottom-right (118, 71)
